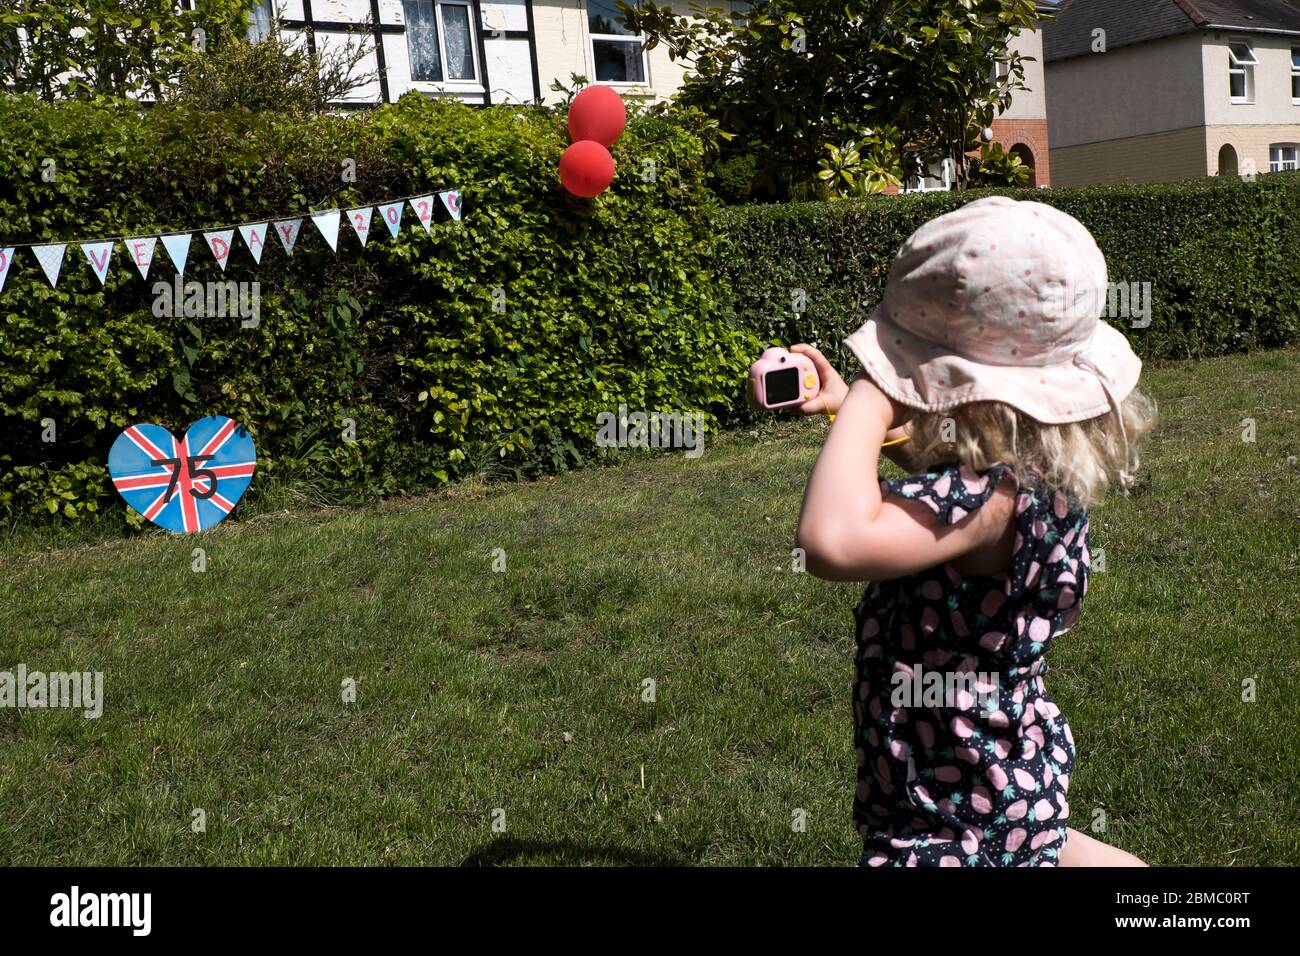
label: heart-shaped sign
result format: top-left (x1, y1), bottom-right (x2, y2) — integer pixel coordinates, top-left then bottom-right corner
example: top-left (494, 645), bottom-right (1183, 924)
top-left (108, 415), bottom-right (256, 533)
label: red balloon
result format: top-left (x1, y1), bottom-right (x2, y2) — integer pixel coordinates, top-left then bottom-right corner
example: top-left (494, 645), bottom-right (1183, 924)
top-left (568, 86), bottom-right (627, 147)
top-left (560, 140), bottom-right (616, 198)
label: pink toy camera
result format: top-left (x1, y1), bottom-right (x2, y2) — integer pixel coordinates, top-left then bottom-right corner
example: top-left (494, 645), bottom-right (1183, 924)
top-left (750, 347), bottom-right (820, 410)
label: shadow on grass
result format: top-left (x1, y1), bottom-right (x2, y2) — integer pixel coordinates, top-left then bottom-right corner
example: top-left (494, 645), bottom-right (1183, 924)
top-left (459, 836), bottom-right (700, 867)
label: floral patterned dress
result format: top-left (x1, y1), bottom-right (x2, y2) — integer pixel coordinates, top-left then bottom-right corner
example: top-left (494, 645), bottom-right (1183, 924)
top-left (853, 463), bottom-right (1089, 867)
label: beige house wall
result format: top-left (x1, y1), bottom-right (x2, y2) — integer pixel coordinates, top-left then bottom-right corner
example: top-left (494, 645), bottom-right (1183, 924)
top-left (534, 0), bottom-right (697, 106)
top-left (1201, 32), bottom-right (1300, 127)
top-left (1046, 33), bottom-right (1206, 149)
top-left (1049, 126), bottom-right (1209, 188)
top-left (1001, 22), bottom-right (1047, 121)
top-left (1206, 124), bottom-right (1300, 177)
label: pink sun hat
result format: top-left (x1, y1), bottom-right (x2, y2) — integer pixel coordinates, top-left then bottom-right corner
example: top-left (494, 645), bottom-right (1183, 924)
top-left (844, 196), bottom-right (1141, 425)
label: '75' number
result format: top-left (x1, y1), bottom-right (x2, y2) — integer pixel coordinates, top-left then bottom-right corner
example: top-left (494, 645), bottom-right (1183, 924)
top-left (150, 454), bottom-right (217, 502)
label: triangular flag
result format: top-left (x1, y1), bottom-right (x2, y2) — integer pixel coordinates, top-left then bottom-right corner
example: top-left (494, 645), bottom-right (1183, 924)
top-left (378, 202), bottom-right (403, 238)
top-left (161, 233), bottom-right (192, 276)
top-left (204, 229), bottom-right (235, 272)
top-left (125, 237), bottom-right (157, 280)
top-left (239, 223), bottom-right (268, 264)
top-left (274, 218), bottom-right (302, 256)
top-left (0, 247), bottom-right (14, 295)
top-left (439, 190), bottom-right (463, 221)
top-left (311, 209), bottom-right (341, 252)
top-left (81, 240), bottom-right (114, 286)
top-left (32, 244), bottom-right (66, 288)
top-left (347, 207), bottom-right (373, 247)
top-left (408, 195), bottom-right (434, 233)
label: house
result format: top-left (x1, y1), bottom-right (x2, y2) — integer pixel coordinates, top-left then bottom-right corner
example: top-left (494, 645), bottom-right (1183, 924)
top-left (244, 1), bottom-right (722, 108)
top-left (1043, 0), bottom-right (1300, 186)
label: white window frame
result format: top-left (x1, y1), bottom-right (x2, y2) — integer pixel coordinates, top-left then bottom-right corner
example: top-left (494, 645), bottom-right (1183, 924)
top-left (902, 158), bottom-right (954, 194)
top-left (1269, 143), bottom-right (1299, 173)
top-left (1291, 46), bottom-right (1300, 104)
top-left (404, 0), bottom-right (481, 87)
top-left (588, 0), bottom-right (649, 88)
top-left (1228, 41), bottom-right (1257, 104)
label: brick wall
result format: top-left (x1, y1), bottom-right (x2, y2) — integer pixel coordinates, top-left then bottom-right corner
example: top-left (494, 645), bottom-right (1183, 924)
top-left (989, 118), bottom-right (1052, 188)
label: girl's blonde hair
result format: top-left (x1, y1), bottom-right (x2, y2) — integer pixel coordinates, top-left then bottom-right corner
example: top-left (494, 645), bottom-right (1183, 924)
top-left (905, 390), bottom-right (1158, 507)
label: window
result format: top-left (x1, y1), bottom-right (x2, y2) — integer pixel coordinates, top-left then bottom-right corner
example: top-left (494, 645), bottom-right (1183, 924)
top-left (903, 158), bottom-right (954, 194)
top-left (246, 1), bottom-right (273, 43)
top-left (1292, 46), bottom-right (1300, 101)
top-left (1270, 144), bottom-right (1299, 172)
top-left (403, 0), bottom-right (477, 83)
top-left (589, 0), bottom-right (646, 84)
top-left (1228, 41), bottom-right (1257, 102)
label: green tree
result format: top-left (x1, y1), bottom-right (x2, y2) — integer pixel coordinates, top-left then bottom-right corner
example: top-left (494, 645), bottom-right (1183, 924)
top-left (620, 0), bottom-right (1046, 199)
top-left (0, 0), bottom-right (254, 101)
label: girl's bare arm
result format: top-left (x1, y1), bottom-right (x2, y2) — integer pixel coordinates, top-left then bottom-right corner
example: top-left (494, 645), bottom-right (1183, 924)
top-left (796, 377), bottom-right (1014, 582)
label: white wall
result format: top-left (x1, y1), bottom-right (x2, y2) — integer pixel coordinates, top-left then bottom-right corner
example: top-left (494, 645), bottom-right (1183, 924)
top-left (481, 0), bottom-right (537, 104)
top-left (269, 0), bottom-right (535, 105)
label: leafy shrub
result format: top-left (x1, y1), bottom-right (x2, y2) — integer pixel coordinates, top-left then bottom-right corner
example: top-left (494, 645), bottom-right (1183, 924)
top-left (165, 24), bottom-right (379, 115)
top-left (967, 142), bottom-right (1031, 188)
top-left (0, 93), bottom-right (754, 524)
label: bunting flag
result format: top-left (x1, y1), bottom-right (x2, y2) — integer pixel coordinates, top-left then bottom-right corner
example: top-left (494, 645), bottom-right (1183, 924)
top-left (440, 190), bottom-right (463, 221)
top-left (161, 233), bottom-right (192, 276)
top-left (274, 218), bottom-right (302, 256)
top-left (311, 209), bottom-right (341, 253)
top-left (32, 244), bottom-right (66, 288)
top-left (204, 229), bottom-right (235, 272)
top-left (378, 202), bottom-right (403, 238)
top-left (239, 223), bottom-right (268, 265)
top-left (0, 247), bottom-right (14, 294)
top-left (409, 195), bottom-right (434, 233)
top-left (347, 207), bottom-right (373, 247)
top-left (126, 237), bottom-right (157, 280)
top-left (0, 188), bottom-right (461, 294)
top-left (81, 241), bottom-right (115, 286)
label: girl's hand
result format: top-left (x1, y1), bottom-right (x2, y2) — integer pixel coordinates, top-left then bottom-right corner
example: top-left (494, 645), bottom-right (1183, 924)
top-left (789, 343), bottom-right (849, 417)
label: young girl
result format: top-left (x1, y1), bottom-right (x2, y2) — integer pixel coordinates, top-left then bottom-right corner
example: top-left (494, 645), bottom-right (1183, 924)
top-left (792, 197), bottom-right (1156, 867)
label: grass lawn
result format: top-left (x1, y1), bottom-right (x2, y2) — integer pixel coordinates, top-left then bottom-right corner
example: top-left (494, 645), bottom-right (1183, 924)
top-left (1, 348), bottom-right (1297, 866)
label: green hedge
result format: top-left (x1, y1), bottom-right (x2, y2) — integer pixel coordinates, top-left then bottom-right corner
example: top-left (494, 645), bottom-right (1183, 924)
top-left (716, 175), bottom-right (1300, 373)
top-left (0, 94), bottom-right (754, 523)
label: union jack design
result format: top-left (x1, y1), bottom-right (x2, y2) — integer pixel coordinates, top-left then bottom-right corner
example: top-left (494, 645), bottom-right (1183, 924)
top-left (107, 416), bottom-right (256, 533)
